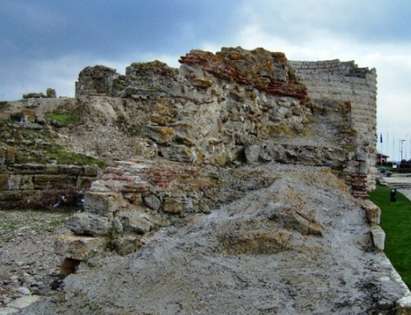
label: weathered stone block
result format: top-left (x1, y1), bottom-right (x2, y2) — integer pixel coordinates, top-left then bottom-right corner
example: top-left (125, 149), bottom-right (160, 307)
top-left (163, 195), bottom-right (184, 214)
top-left (7, 175), bottom-right (33, 190)
top-left (145, 126), bottom-right (175, 144)
top-left (83, 166), bottom-right (99, 177)
top-left (160, 145), bottom-right (194, 163)
top-left (370, 225), bottom-right (385, 251)
top-left (191, 77), bottom-right (213, 89)
top-left (244, 144), bottom-right (260, 163)
top-left (112, 235), bottom-right (142, 256)
top-left (12, 163), bottom-right (48, 174)
top-left (116, 209), bottom-right (154, 234)
top-left (84, 192), bottom-right (125, 216)
top-left (58, 165), bottom-right (84, 176)
top-left (360, 199), bottom-right (381, 225)
top-left (55, 234), bottom-right (107, 260)
top-left (65, 212), bottom-right (111, 236)
top-left (142, 193), bottom-right (162, 211)
top-left (33, 175), bottom-right (77, 190)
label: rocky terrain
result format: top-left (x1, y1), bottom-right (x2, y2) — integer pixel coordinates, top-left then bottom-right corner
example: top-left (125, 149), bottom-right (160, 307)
top-left (0, 210), bottom-right (71, 314)
top-left (19, 164), bottom-right (410, 314)
top-left (0, 47), bottom-right (410, 314)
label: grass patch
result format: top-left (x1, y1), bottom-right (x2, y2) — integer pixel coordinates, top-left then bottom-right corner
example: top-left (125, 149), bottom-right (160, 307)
top-left (45, 111), bottom-right (80, 127)
top-left (369, 184), bottom-right (411, 288)
top-left (47, 145), bottom-right (105, 168)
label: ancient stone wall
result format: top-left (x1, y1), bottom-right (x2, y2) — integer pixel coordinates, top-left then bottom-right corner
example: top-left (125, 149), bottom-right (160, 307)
top-left (0, 163), bottom-right (97, 209)
top-left (3, 48), bottom-right (378, 211)
top-left (72, 48), bottom-right (377, 197)
top-left (289, 60), bottom-right (377, 190)
top-left (0, 101), bottom-right (101, 209)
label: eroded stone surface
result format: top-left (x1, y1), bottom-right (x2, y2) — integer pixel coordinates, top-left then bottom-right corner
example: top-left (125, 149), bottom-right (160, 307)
top-left (55, 234), bottom-right (107, 260)
top-left (371, 225), bottom-right (386, 251)
top-left (21, 165), bottom-right (408, 315)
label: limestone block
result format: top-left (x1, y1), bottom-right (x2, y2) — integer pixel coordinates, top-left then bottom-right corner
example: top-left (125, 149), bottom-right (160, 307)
top-left (7, 175), bottom-right (33, 190)
top-left (360, 199), bottom-right (381, 225)
top-left (112, 235), bottom-right (142, 256)
top-left (116, 209), bottom-right (154, 234)
top-left (142, 193), bottom-right (162, 211)
top-left (145, 126), bottom-right (175, 144)
top-left (244, 144), bottom-right (260, 163)
top-left (57, 165), bottom-right (84, 176)
top-left (119, 179), bottom-right (149, 194)
top-left (163, 195), bottom-right (184, 214)
top-left (55, 234), bottom-right (107, 260)
top-left (159, 145), bottom-right (194, 163)
top-left (370, 225), bottom-right (385, 251)
top-left (397, 295), bottom-right (411, 315)
top-left (89, 180), bottom-right (111, 192)
top-left (12, 163), bottom-right (49, 174)
top-left (191, 77), bottom-right (213, 89)
top-left (219, 227), bottom-right (293, 255)
top-left (359, 161), bottom-right (368, 175)
top-left (84, 192), bottom-right (125, 217)
top-left (33, 175), bottom-right (77, 190)
top-left (83, 166), bottom-right (99, 177)
top-left (65, 212), bottom-right (111, 236)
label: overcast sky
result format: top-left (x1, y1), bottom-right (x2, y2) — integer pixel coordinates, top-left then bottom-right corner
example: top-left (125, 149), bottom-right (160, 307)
top-left (1, 0), bottom-right (410, 160)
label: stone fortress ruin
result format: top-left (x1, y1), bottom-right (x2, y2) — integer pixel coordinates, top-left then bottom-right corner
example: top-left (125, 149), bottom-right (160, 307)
top-left (1, 47), bottom-right (411, 314)
top-left (75, 48), bottom-right (377, 197)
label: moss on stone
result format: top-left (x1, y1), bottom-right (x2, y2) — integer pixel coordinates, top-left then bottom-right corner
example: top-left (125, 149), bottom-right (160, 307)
top-left (46, 146), bottom-right (105, 168)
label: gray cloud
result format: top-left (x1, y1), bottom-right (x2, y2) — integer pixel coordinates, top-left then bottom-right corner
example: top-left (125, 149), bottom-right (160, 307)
top-left (0, 0), bottom-right (409, 160)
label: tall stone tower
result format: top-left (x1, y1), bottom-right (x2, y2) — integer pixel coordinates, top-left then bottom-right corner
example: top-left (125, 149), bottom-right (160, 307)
top-left (290, 60), bottom-right (377, 191)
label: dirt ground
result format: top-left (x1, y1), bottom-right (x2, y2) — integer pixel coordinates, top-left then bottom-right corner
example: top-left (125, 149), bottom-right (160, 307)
top-left (0, 209), bottom-right (72, 313)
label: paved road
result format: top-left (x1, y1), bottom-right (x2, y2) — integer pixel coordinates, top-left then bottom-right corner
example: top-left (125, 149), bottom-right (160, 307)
top-left (380, 173), bottom-right (411, 200)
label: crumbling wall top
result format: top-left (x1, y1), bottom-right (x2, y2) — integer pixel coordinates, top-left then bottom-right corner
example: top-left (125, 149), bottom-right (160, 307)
top-left (179, 47), bottom-right (307, 100)
top-left (289, 59), bottom-right (376, 79)
top-left (75, 65), bottom-right (119, 97)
